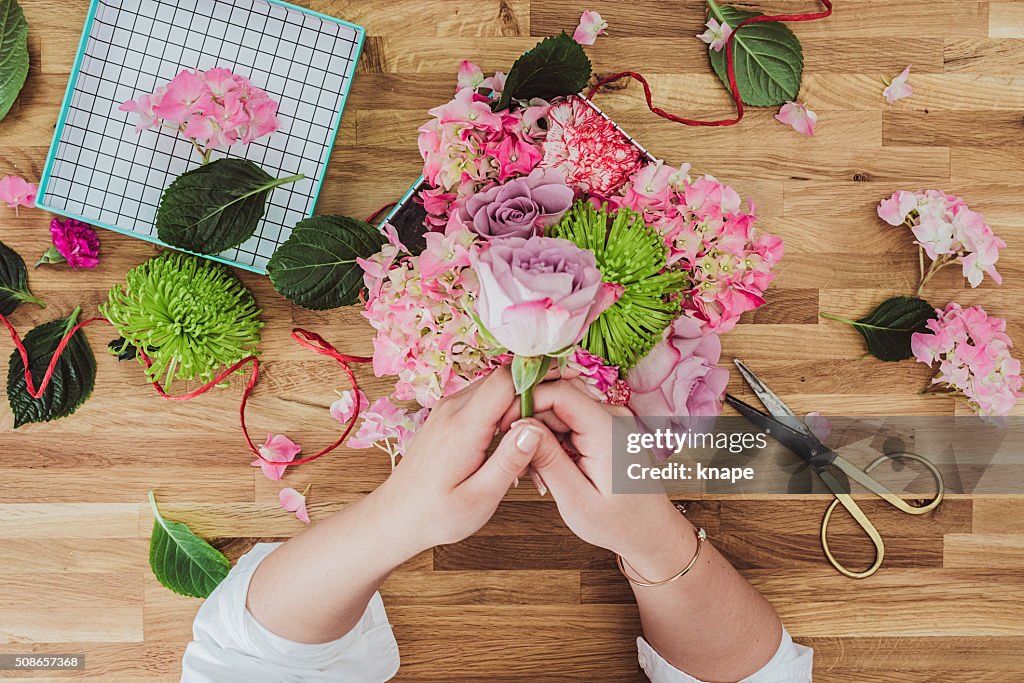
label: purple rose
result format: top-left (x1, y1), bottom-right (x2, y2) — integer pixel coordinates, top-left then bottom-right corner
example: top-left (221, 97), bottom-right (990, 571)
top-left (464, 168), bottom-right (573, 239)
top-left (471, 235), bottom-right (621, 357)
top-left (627, 317), bottom-right (728, 418)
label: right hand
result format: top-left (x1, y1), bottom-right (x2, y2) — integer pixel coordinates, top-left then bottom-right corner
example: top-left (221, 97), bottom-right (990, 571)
top-left (500, 379), bottom-right (692, 567)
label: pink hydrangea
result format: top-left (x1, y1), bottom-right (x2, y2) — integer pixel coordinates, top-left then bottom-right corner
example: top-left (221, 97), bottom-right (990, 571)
top-left (359, 220), bottom-right (505, 408)
top-left (0, 175), bottom-right (37, 215)
top-left (911, 302), bottom-right (1022, 419)
top-left (541, 97), bottom-right (642, 195)
top-left (878, 190), bottom-right (1004, 292)
top-left (348, 397), bottom-right (430, 466)
top-left (614, 162), bottom-right (783, 332)
top-left (120, 68), bottom-right (279, 156)
top-left (417, 62), bottom-right (549, 228)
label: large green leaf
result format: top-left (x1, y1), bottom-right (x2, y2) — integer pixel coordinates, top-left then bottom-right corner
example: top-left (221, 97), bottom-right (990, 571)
top-left (707, 4), bottom-right (803, 107)
top-left (156, 158), bottom-right (303, 255)
top-left (0, 239), bottom-right (43, 315)
top-left (148, 491), bottom-right (230, 599)
top-left (0, 0), bottom-right (28, 122)
top-left (822, 296), bottom-right (935, 362)
top-left (7, 307), bottom-right (95, 428)
top-left (267, 215), bottom-right (387, 310)
top-left (494, 32), bottom-right (592, 111)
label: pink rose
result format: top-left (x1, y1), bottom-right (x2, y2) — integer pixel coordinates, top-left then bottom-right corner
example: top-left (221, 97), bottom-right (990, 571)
top-left (464, 168), bottom-right (573, 240)
top-left (471, 236), bottom-right (620, 357)
top-left (627, 317), bottom-right (728, 418)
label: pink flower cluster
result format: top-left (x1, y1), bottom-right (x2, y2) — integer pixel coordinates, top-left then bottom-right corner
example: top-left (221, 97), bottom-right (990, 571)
top-left (418, 64), bottom-right (549, 228)
top-left (613, 162), bottom-right (783, 332)
top-left (120, 68), bottom-right (280, 152)
top-left (347, 396), bottom-right (429, 467)
top-left (878, 190), bottom-right (1004, 289)
top-left (911, 302), bottom-right (1022, 418)
top-left (358, 225), bottom-right (505, 408)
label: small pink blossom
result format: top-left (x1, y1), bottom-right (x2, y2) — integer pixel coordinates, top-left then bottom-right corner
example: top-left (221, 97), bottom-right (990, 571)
top-left (569, 348), bottom-right (619, 393)
top-left (0, 175), bottom-right (37, 216)
top-left (251, 433), bottom-right (301, 481)
top-left (883, 66), bottom-right (913, 104)
top-left (697, 18), bottom-right (733, 52)
top-left (573, 10), bottom-right (608, 46)
top-left (774, 101), bottom-right (817, 136)
top-left (330, 389), bottom-right (369, 425)
top-left (279, 486), bottom-right (310, 524)
top-left (457, 60), bottom-right (486, 90)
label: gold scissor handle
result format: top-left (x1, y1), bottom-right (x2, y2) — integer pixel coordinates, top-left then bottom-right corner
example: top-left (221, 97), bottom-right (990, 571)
top-left (820, 453), bottom-right (945, 579)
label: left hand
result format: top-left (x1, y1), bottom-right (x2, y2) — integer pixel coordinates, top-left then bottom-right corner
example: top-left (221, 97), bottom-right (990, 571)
top-left (376, 365), bottom-right (544, 552)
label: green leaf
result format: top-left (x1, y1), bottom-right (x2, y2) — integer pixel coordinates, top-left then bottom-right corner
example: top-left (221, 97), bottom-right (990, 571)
top-left (821, 296), bottom-right (935, 362)
top-left (267, 215), bottom-right (387, 310)
top-left (494, 32), bottom-right (592, 111)
top-left (706, 3), bottom-right (803, 107)
top-left (7, 306), bottom-right (95, 428)
top-left (148, 491), bottom-right (230, 599)
top-left (0, 239), bottom-right (44, 315)
top-left (0, 0), bottom-right (29, 123)
top-left (511, 354), bottom-right (551, 396)
top-left (156, 159), bottom-right (303, 255)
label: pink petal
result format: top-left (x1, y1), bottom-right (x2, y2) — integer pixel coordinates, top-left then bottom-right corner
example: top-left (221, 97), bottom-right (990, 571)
top-left (774, 101), bottom-right (817, 137)
top-left (573, 10), bottom-right (607, 46)
top-left (0, 175), bottom-right (36, 208)
top-left (883, 65), bottom-right (913, 103)
top-left (278, 487), bottom-right (310, 524)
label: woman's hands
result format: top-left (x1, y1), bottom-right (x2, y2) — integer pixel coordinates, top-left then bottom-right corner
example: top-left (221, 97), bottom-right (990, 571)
top-left (376, 365), bottom-right (546, 554)
top-left (498, 380), bottom-right (695, 575)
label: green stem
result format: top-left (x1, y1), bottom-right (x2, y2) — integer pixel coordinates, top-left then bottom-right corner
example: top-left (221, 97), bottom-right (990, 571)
top-left (706, 0), bottom-right (725, 21)
top-left (916, 257), bottom-right (946, 297)
top-left (11, 288), bottom-right (46, 309)
top-left (819, 311), bottom-right (859, 326)
top-left (63, 305), bottom-right (82, 335)
top-left (520, 386), bottom-right (534, 419)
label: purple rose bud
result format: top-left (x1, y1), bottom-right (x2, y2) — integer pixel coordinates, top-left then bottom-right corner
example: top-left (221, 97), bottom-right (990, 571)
top-left (464, 168), bottom-right (574, 239)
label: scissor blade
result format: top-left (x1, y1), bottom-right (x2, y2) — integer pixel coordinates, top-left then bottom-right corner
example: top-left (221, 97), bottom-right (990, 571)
top-left (724, 394), bottom-right (834, 470)
top-left (732, 359), bottom-right (811, 435)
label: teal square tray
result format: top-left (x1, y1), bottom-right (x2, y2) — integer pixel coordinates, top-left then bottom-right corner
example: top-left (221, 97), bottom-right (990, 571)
top-left (36, 0), bottom-right (364, 274)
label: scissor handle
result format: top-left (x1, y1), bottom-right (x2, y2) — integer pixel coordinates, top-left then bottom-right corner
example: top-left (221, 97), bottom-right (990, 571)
top-left (821, 491), bottom-right (885, 579)
top-left (820, 452), bottom-right (945, 579)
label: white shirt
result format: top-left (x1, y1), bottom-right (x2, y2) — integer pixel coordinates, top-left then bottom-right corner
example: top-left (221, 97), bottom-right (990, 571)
top-left (182, 544), bottom-right (812, 682)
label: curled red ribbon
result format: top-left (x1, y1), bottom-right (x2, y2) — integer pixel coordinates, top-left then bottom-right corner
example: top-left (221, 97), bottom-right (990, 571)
top-left (587, 1), bottom-right (834, 126)
top-left (0, 312), bottom-right (370, 469)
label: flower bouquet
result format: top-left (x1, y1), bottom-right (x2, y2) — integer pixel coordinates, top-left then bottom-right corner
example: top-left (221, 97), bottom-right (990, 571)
top-left (348, 29), bottom-right (784, 458)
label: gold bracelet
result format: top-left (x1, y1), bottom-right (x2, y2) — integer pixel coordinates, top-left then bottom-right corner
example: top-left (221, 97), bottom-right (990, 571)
top-left (616, 527), bottom-right (707, 587)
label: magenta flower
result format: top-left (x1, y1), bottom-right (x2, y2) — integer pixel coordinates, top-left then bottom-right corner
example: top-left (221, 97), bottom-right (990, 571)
top-left (251, 433), bottom-right (302, 481)
top-left (470, 235), bottom-right (621, 357)
top-left (0, 175), bottom-right (37, 216)
top-left (37, 218), bottom-right (101, 269)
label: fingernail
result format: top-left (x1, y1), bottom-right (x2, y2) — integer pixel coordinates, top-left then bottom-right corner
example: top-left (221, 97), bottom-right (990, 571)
top-left (515, 425), bottom-right (540, 452)
top-left (529, 470), bottom-right (548, 497)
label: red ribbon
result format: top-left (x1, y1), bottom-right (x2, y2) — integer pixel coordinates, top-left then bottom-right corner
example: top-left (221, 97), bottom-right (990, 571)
top-left (0, 313), bottom-right (370, 469)
top-left (587, 1), bottom-right (834, 126)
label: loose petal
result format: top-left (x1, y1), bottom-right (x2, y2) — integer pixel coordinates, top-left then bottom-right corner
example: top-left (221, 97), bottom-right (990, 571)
top-left (883, 65), bottom-right (913, 104)
top-left (279, 486), bottom-right (310, 524)
top-left (251, 432), bottom-right (302, 481)
top-left (0, 175), bottom-right (37, 214)
top-left (573, 10), bottom-right (608, 46)
top-left (696, 19), bottom-right (733, 52)
top-left (774, 101), bottom-right (817, 136)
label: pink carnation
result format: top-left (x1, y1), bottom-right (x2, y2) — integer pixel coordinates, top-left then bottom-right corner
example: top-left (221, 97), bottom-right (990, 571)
top-left (541, 97), bottom-right (642, 195)
top-left (48, 217), bottom-right (101, 269)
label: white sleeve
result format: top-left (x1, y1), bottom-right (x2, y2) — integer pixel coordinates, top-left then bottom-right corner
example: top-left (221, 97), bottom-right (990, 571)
top-left (181, 543), bottom-right (400, 683)
top-left (636, 628), bottom-right (813, 683)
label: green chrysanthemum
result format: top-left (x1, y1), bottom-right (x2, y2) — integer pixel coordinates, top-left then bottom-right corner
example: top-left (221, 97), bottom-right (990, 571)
top-left (550, 202), bottom-right (686, 369)
top-left (101, 252), bottom-right (263, 388)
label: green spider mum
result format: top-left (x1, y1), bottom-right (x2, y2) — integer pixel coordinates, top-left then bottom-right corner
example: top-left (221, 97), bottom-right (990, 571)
top-left (101, 252), bottom-right (263, 388)
top-left (549, 202), bottom-right (687, 369)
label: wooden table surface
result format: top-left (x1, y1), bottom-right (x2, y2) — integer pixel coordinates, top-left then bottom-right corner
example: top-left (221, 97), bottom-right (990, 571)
top-left (1, 0), bottom-right (1023, 680)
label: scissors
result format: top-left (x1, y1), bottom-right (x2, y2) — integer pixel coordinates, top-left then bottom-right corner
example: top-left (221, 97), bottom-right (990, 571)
top-left (726, 359), bottom-right (944, 579)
